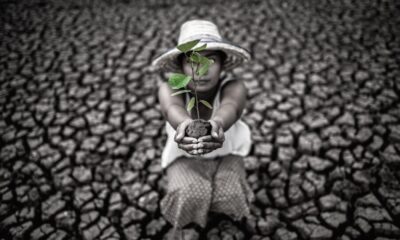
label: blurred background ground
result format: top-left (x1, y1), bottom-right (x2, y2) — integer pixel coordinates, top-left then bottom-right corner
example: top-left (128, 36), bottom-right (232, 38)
top-left (1, 0), bottom-right (400, 239)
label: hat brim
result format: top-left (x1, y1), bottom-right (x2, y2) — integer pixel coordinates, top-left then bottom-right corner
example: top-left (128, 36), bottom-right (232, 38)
top-left (151, 41), bottom-right (251, 72)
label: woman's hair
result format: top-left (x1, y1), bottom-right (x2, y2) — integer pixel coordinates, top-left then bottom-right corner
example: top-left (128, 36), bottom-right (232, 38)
top-left (178, 50), bottom-right (227, 68)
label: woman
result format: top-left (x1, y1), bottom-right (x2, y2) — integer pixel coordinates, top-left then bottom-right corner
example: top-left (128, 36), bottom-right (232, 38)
top-left (152, 19), bottom-right (254, 239)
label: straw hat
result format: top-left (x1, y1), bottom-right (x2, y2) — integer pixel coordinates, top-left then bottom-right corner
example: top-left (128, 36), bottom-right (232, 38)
top-left (151, 19), bottom-right (251, 72)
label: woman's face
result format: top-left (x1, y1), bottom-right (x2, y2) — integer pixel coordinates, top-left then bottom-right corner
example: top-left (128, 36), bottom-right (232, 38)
top-left (181, 50), bottom-right (223, 93)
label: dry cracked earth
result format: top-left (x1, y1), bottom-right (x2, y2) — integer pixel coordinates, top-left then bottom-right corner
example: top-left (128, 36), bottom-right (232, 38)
top-left (1, 0), bottom-right (400, 239)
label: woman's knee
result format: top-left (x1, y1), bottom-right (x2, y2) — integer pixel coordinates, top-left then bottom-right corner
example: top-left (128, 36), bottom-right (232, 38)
top-left (178, 181), bottom-right (212, 203)
top-left (218, 154), bottom-right (246, 177)
top-left (214, 180), bottom-right (242, 198)
top-left (164, 177), bottom-right (212, 204)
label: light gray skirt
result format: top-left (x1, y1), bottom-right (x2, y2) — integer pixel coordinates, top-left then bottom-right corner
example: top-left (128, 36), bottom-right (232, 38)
top-left (160, 154), bottom-right (255, 231)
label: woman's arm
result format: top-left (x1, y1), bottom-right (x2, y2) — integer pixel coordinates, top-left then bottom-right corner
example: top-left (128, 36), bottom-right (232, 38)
top-left (158, 81), bottom-right (191, 130)
top-left (197, 79), bottom-right (247, 155)
top-left (211, 79), bottom-right (247, 131)
top-left (158, 82), bottom-right (201, 154)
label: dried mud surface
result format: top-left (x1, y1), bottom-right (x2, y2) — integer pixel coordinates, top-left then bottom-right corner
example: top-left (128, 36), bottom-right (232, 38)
top-left (1, 0), bottom-right (400, 239)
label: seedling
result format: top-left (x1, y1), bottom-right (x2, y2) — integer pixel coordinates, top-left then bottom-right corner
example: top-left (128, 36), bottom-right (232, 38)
top-left (167, 39), bottom-right (214, 119)
top-left (167, 39), bottom-right (216, 139)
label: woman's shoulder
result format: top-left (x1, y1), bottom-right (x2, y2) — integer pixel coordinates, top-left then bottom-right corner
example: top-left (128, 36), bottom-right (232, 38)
top-left (220, 77), bottom-right (247, 97)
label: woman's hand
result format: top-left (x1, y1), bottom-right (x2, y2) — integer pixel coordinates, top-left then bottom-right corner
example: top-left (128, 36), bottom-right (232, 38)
top-left (196, 120), bottom-right (225, 155)
top-left (174, 119), bottom-right (201, 155)
top-left (209, 119), bottom-right (225, 141)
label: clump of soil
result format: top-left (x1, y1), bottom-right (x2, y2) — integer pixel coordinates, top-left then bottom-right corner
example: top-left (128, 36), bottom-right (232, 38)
top-left (185, 119), bottom-right (211, 139)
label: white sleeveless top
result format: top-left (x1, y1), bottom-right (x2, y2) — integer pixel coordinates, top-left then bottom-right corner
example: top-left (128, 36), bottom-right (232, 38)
top-left (161, 75), bottom-right (252, 169)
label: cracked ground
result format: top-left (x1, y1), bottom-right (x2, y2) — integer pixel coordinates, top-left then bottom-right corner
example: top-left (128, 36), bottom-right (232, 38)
top-left (1, 0), bottom-right (400, 239)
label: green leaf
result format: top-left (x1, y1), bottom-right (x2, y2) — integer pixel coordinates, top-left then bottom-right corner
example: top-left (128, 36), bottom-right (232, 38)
top-left (200, 100), bottom-right (213, 109)
top-left (171, 89), bottom-right (192, 96)
top-left (196, 63), bottom-right (210, 76)
top-left (190, 53), bottom-right (201, 64)
top-left (189, 53), bottom-right (214, 66)
top-left (168, 73), bottom-right (192, 89)
top-left (187, 97), bottom-right (195, 112)
top-left (192, 43), bottom-right (207, 52)
top-left (199, 55), bottom-right (212, 65)
top-left (177, 39), bottom-right (200, 53)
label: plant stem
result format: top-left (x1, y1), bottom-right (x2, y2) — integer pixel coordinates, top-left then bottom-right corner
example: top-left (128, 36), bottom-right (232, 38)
top-left (190, 59), bottom-right (200, 120)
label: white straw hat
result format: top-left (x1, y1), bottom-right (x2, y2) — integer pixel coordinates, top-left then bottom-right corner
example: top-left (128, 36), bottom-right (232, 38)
top-left (152, 19), bottom-right (251, 72)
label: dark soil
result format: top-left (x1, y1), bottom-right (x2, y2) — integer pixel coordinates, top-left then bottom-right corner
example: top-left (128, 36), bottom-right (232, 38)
top-left (185, 119), bottom-right (212, 138)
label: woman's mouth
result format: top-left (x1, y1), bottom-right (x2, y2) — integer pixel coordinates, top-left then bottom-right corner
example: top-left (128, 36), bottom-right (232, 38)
top-left (197, 79), bottom-right (209, 84)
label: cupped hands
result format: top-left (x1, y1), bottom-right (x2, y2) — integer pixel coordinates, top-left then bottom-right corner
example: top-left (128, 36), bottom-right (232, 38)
top-left (174, 119), bottom-right (225, 156)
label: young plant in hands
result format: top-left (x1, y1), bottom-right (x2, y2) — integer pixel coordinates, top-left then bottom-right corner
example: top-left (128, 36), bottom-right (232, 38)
top-left (167, 39), bottom-right (215, 139)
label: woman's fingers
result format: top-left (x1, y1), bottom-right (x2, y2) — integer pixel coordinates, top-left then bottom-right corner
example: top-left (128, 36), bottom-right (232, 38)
top-left (200, 149), bottom-right (213, 155)
top-left (208, 119), bottom-right (225, 142)
top-left (198, 135), bottom-right (213, 142)
top-left (218, 127), bottom-right (225, 142)
top-left (174, 119), bottom-right (192, 142)
top-left (198, 142), bottom-right (222, 150)
top-left (178, 143), bottom-right (198, 151)
top-left (209, 120), bottom-right (220, 138)
top-left (198, 135), bottom-right (224, 144)
top-left (180, 137), bottom-right (198, 144)
top-left (189, 149), bottom-right (201, 155)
